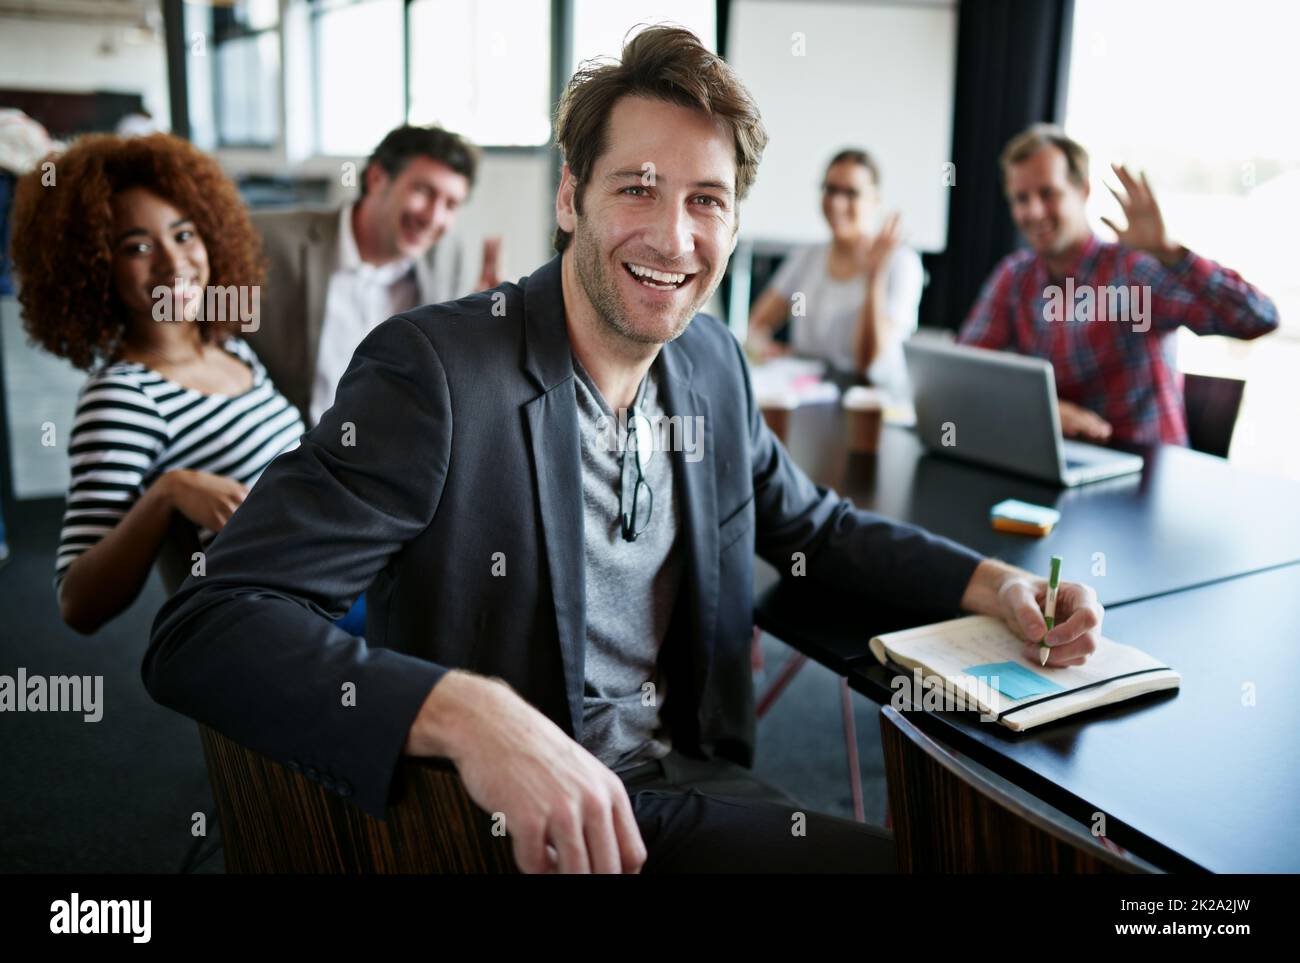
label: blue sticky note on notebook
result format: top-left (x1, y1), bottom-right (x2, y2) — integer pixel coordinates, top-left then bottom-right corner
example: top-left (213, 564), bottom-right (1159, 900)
top-left (963, 661), bottom-right (1066, 701)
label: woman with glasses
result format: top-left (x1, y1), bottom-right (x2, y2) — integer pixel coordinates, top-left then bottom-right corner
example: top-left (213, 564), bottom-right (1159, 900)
top-left (11, 133), bottom-right (305, 634)
top-left (746, 148), bottom-right (923, 399)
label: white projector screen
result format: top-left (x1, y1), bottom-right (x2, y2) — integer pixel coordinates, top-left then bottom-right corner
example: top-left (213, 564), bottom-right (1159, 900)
top-left (727, 0), bottom-right (958, 253)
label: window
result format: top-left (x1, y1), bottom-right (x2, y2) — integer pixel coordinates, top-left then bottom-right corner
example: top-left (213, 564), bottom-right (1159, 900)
top-left (216, 32), bottom-right (280, 146)
top-left (193, 0), bottom-right (718, 156)
top-left (187, 0), bottom-right (282, 149)
top-left (408, 0), bottom-right (551, 147)
top-left (1065, 0), bottom-right (1300, 477)
top-left (570, 0), bottom-right (716, 76)
top-left (312, 0), bottom-right (404, 156)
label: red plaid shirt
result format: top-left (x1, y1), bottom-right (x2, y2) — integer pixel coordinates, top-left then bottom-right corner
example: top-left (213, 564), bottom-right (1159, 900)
top-left (957, 233), bottom-right (1279, 445)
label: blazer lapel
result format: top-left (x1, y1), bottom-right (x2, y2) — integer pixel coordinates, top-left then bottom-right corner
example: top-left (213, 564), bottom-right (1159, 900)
top-left (521, 257), bottom-right (586, 738)
top-left (657, 340), bottom-right (718, 703)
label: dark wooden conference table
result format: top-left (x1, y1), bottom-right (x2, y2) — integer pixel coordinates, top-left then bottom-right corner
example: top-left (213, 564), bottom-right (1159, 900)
top-left (754, 400), bottom-right (1300, 873)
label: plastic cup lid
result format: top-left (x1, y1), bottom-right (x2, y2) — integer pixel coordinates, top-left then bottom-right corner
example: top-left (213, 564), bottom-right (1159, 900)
top-left (842, 386), bottom-right (887, 411)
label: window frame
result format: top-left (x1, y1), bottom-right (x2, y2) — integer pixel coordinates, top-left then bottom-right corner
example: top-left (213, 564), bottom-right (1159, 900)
top-left (209, 2), bottom-right (283, 150)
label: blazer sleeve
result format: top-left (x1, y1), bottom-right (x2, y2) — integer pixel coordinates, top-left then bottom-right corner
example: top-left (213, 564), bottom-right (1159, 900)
top-left (144, 315), bottom-right (453, 819)
top-left (732, 333), bottom-right (984, 614)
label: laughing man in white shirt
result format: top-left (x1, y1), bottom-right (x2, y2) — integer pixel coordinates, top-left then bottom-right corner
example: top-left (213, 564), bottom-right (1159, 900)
top-left (247, 125), bottom-right (503, 426)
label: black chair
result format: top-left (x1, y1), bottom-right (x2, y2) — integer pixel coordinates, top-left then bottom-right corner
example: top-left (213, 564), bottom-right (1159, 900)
top-left (1183, 373), bottom-right (1246, 458)
top-left (154, 516), bottom-right (514, 873)
top-left (199, 724), bottom-right (516, 873)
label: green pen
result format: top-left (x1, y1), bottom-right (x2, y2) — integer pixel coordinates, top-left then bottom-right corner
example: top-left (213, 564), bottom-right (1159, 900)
top-left (1041, 555), bottom-right (1062, 666)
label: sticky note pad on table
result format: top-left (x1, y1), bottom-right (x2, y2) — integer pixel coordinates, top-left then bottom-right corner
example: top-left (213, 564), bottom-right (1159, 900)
top-left (990, 499), bottom-right (1061, 537)
top-left (963, 661), bottom-right (1067, 701)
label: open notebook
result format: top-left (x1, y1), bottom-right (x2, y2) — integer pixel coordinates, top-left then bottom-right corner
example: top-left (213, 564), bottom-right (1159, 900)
top-left (869, 615), bottom-right (1181, 732)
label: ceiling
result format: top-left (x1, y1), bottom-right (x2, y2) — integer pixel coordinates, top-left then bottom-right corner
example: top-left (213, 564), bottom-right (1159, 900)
top-left (0, 0), bottom-right (162, 26)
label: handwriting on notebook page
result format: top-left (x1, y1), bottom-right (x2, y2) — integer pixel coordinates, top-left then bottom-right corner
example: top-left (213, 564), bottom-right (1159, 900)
top-left (888, 616), bottom-right (1154, 693)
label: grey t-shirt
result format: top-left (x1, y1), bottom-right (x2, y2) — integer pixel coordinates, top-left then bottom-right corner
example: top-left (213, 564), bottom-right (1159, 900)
top-left (572, 353), bottom-right (681, 772)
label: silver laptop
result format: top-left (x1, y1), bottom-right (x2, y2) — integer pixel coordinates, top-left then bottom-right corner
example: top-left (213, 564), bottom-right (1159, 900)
top-left (903, 339), bottom-right (1144, 487)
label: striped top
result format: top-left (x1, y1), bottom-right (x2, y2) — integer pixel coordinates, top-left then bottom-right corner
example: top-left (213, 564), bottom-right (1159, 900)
top-left (55, 337), bottom-right (305, 587)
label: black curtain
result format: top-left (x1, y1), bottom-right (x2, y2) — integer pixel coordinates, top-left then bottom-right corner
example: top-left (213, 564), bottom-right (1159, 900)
top-left (921, 0), bottom-right (1075, 332)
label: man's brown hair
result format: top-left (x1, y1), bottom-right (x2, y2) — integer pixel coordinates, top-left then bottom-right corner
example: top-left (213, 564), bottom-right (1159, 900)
top-left (360, 124), bottom-right (480, 197)
top-left (551, 24), bottom-right (768, 253)
top-left (1000, 123), bottom-right (1090, 189)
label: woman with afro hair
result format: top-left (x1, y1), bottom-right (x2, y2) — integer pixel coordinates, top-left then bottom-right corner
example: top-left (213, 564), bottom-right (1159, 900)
top-left (11, 133), bottom-right (304, 634)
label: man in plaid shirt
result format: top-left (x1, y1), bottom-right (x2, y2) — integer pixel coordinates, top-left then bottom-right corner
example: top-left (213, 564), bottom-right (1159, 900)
top-left (958, 124), bottom-right (1278, 446)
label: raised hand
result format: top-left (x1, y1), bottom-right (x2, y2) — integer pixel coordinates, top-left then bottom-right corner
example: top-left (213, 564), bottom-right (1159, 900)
top-left (1100, 163), bottom-right (1183, 266)
top-left (857, 212), bottom-right (903, 285)
top-left (476, 236), bottom-right (503, 291)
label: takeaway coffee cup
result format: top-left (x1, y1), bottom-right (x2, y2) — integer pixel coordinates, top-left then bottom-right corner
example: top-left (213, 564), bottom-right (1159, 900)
top-left (842, 386), bottom-right (887, 453)
top-left (758, 389), bottom-right (798, 443)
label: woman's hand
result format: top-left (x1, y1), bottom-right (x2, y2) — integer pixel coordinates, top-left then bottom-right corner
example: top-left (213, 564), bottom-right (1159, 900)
top-left (857, 212), bottom-right (903, 285)
top-left (747, 335), bottom-right (791, 362)
top-left (162, 469), bottom-right (249, 531)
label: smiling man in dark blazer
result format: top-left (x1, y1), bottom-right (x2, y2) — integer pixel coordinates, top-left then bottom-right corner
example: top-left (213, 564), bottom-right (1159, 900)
top-left (146, 27), bottom-right (1104, 874)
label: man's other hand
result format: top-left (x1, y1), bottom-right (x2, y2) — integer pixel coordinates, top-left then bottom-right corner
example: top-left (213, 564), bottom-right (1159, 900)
top-left (404, 671), bottom-right (647, 874)
top-left (1058, 398), bottom-right (1113, 442)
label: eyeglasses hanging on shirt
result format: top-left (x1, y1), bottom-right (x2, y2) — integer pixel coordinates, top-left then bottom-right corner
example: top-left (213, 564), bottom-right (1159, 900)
top-left (620, 404), bottom-right (656, 542)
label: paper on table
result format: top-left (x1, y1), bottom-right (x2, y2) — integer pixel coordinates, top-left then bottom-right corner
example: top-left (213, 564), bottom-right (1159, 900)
top-left (750, 357), bottom-right (841, 408)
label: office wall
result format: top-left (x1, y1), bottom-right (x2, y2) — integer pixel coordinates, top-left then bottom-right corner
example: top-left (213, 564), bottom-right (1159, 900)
top-left (452, 152), bottom-right (557, 285)
top-left (728, 0), bottom-right (958, 252)
top-left (0, 15), bottom-right (171, 126)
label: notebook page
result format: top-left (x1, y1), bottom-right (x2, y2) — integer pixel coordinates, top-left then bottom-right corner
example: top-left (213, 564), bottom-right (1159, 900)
top-left (873, 615), bottom-right (1172, 716)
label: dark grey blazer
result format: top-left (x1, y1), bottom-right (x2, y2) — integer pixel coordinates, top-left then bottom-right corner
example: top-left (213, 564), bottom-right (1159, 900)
top-left (145, 254), bottom-right (983, 819)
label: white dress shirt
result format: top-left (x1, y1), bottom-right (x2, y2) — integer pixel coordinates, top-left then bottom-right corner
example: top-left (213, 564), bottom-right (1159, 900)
top-left (309, 203), bottom-right (421, 426)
